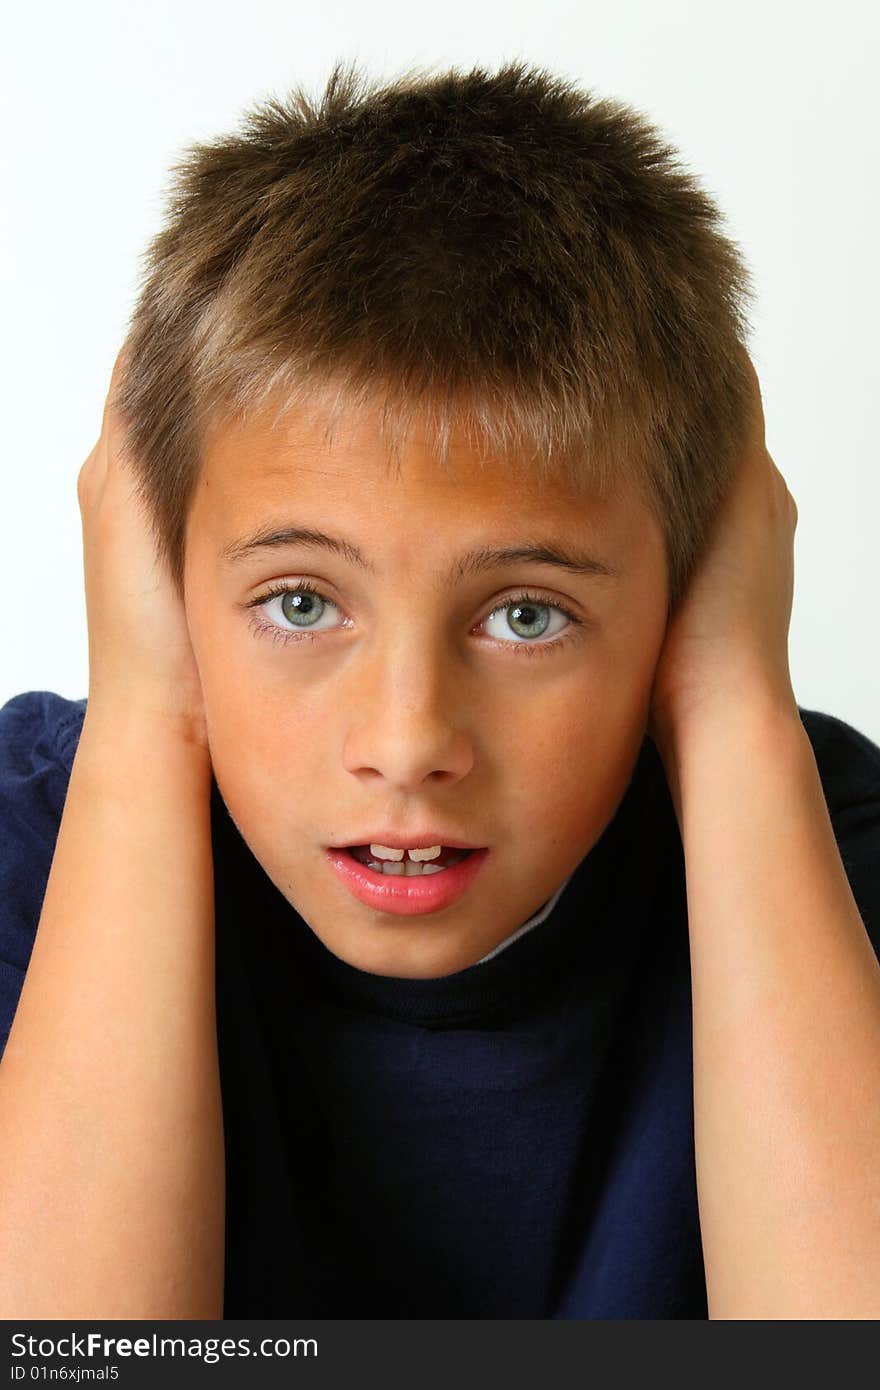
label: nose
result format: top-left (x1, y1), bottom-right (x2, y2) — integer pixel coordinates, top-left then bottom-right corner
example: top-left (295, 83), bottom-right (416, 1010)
top-left (341, 633), bottom-right (475, 789)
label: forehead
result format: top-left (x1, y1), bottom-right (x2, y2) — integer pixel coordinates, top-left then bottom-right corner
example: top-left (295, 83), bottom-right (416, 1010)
top-left (189, 386), bottom-right (658, 570)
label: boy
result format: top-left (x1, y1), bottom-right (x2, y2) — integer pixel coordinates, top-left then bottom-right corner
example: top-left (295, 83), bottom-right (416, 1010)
top-left (1, 61), bottom-right (879, 1320)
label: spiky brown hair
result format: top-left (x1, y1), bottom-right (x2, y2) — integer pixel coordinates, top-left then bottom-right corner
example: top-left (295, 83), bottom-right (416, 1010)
top-left (115, 59), bottom-right (755, 613)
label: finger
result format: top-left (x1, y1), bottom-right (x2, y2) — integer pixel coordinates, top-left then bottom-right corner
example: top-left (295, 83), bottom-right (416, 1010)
top-left (102, 345), bottom-right (131, 430)
top-left (736, 345), bottom-right (767, 445)
top-left (109, 343), bottom-right (130, 390)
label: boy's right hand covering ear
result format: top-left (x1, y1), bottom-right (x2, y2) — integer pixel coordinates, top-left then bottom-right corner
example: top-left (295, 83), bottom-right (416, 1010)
top-left (77, 346), bottom-right (210, 750)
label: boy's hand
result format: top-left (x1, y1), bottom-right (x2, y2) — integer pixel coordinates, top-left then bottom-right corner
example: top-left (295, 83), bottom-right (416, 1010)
top-left (647, 350), bottom-right (800, 756)
top-left (77, 348), bottom-right (209, 749)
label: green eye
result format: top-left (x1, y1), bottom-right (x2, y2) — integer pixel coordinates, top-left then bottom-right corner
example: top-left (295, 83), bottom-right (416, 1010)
top-left (245, 582), bottom-right (584, 655)
top-left (481, 592), bottom-right (575, 644)
top-left (511, 600), bottom-right (553, 638)
top-left (278, 587), bottom-right (327, 628)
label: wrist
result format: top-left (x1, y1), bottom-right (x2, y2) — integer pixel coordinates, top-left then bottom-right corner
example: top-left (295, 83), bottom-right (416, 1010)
top-left (650, 679), bottom-right (804, 828)
top-left (651, 668), bottom-right (799, 769)
top-left (80, 697), bottom-right (213, 764)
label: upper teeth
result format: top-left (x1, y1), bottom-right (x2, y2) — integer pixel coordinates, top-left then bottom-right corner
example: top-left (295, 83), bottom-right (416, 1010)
top-left (370, 843), bottom-right (442, 862)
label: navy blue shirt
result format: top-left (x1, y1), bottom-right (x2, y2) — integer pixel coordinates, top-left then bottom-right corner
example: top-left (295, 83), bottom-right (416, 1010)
top-left (2, 690), bottom-right (879, 1318)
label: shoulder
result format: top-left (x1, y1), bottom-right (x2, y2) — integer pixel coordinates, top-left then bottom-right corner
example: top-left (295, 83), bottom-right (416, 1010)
top-left (798, 705), bottom-right (880, 800)
top-left (797, 705), bottom-right (880, 833)
top-left (0, 690), bottom-right (87, 1053)
top-left (797, 704), bottom-right (880, 951)
top-left (0, 689), bottom-right (87, 774)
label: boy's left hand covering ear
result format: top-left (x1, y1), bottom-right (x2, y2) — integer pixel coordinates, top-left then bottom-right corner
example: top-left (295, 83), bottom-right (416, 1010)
top-left (647, 349), bottom-right (800, 751)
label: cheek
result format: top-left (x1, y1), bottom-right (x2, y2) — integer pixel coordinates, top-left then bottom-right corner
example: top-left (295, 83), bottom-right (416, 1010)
top-left (188, 604), bottom-right (291, 745)
top-left (204, 709), bottom-right (310, 886)
top-left (522, 648), bottom-right (660, 848)
top-left (207, 690), bottom-right (314, 794)
top-left (188, 637), bottom-right (313, 821)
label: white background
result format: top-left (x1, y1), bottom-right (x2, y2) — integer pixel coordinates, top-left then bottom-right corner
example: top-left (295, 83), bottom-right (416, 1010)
top-left (2, 0), bottom-right (878, 742)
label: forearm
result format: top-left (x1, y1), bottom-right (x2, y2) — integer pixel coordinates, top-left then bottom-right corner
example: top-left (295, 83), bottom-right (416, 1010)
top-left (0, 709), bottom-right (224, 1319)
top-left (658, 692), bottom-right (880, 1319)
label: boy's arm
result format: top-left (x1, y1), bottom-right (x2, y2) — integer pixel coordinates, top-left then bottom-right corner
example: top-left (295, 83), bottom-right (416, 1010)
top-left (0, 350), bottom-right (223, 1318)
top-left (656, 688), bottom-right (880, 1319)
top-left (0, 709), bottom-right (223, 1319)
top-left (647, 353), bottom-right (880, 1318)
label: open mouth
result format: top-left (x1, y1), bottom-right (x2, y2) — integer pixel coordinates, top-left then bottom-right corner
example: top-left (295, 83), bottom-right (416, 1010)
top-left (345, 845), bottom-right (475, 875)
top-left (326, 844), bottom-right (490, 915)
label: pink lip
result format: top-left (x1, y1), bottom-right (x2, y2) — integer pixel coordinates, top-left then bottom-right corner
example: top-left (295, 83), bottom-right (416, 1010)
top-left (325, 846), bottom-right (490, 916)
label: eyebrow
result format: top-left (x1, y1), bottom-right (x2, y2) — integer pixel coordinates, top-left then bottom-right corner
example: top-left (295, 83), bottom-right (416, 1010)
top-left (219, 524), bottom-right (621, 584)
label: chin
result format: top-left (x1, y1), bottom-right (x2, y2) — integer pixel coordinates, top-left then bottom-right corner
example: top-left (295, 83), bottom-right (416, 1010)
top-left (304, 914), bottom-right (495, 980)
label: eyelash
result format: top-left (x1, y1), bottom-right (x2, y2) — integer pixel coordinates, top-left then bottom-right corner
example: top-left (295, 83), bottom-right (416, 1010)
top-left (244, 580), bottom-right (586, 657)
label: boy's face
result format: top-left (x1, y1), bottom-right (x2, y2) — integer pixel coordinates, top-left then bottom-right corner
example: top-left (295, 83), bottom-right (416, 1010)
top-left (183, 389), bottom-right (669, 978)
